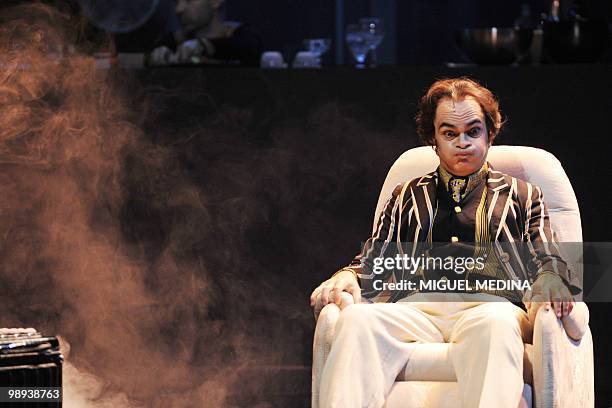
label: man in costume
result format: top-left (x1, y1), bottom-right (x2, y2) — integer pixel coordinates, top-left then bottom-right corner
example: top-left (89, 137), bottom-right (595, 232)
top-left (309, 77), bottom-right (581, 408)
top-left (150, 0), bottom-right (262, 65)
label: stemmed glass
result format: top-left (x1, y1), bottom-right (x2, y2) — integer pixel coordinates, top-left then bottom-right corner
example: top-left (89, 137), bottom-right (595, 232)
top-left (303, 39), bottom-right (332, 67)
top-left (359, 18), bottom-right (384, 67)
top-left (345, 24), bottom-right (369, 68)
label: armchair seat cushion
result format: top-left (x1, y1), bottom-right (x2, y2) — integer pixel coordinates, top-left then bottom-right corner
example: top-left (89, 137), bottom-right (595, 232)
top-left (396, 342), bottom-right (534, 385)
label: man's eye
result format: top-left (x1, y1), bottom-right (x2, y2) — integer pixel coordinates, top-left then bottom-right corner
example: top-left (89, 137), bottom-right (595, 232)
top-left (443, 131), bottom-right (456, 138)
top-left (468, 128), bottom-right (481, 137)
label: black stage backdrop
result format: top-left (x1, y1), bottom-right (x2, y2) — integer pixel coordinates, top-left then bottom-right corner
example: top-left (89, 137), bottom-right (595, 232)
top-left (4, 64), bottom-right (610, 406)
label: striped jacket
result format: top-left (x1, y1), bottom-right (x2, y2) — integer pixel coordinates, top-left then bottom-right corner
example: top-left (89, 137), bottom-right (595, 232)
top-left (349, 166), bottom-right (582, 302)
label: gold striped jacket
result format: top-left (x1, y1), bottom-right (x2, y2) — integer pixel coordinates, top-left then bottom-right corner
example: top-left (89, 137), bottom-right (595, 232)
top-left (349, 166), bottom-right (582, 302)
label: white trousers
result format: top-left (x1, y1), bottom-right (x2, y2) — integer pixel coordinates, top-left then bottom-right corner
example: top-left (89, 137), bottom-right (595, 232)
top-left (319, 293), bottom-right (530, 408)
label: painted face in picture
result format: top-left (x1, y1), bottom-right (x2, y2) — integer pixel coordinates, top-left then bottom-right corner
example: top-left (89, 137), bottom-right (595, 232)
top-left (175, 0), bottom-right (223, 34)
top-left (433, 96), bottom-right (491, 176)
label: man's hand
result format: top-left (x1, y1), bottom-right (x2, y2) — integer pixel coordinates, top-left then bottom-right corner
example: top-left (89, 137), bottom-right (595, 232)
top-left (150, 41), bottom-right (214, 66)
top-left (175, 39), bottom-right (206, 64)
top-left (309, 270), bottom-right (361, 308)
top-left (523, 272), bottom-right (574, 320)
top-left (149, 46), bottom-right (175, 65)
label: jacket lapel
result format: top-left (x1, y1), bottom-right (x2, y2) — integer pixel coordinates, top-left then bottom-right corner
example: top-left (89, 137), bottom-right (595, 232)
top-left (486, 165), bottom-right (513, 241)
top-left (411, 171), bottom-right (438, 243)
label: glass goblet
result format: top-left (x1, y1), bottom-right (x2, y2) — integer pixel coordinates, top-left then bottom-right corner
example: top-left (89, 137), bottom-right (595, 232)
top-left (359, 17), bottom-right (385, 67)
top-left (345, 24), bottom-right (369, 68)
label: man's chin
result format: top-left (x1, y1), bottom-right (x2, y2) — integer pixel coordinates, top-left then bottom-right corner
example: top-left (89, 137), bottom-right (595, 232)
top-left (448, 164), bottom-right (477, 177)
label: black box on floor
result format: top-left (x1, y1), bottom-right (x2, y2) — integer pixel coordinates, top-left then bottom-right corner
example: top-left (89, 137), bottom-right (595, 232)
top-left (0, 328), bottom-right (63, 408)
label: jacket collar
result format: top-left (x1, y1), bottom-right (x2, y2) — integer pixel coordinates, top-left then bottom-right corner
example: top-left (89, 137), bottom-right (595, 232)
top-left (438, 162), bottom-right (489, 198)
top-left (485, 163), bottom-right (511, 192)
top-left (414, 162), bottom-right (510, 191)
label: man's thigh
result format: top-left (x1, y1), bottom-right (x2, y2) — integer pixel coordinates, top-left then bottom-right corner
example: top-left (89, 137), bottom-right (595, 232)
top-left (448, 301), bottom-right (530, 344)
top-left (337, 302), bottom-right (445, 343)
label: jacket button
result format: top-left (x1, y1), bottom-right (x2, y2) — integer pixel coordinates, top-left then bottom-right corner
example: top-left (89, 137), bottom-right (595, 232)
top-left (451, 236), bottom-right (459, 243)
top-left (454, 206), bottom-right (461, 214)
top-left (499, 252), bottom-right (510, 262)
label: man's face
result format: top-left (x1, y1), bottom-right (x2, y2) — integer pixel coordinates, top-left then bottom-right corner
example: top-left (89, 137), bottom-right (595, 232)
top-left (433, 96), bottom-right (490, 176)
top-left (175, 0), bottom-right (216, 34)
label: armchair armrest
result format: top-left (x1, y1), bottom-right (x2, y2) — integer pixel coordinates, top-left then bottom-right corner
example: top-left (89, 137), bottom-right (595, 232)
top-left (312, 291), bottom-right (360, 408)
top-left (532, 304), bottom-right (594, 408)
top-left (561, 301), bottom-right (589, 341)
top-left (526, 301), bottom-right (589, 342)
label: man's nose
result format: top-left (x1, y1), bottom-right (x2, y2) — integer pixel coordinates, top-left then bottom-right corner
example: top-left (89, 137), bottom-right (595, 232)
top-left (456, 133), bottom-right (471, 148)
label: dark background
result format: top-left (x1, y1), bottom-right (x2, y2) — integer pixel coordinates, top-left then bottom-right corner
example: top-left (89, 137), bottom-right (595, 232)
top-left (127, 64), bottom-right (611, 406)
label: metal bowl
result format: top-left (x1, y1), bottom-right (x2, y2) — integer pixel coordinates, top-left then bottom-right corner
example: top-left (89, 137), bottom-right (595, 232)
top-left (455, 27), bottom-right (533, 65)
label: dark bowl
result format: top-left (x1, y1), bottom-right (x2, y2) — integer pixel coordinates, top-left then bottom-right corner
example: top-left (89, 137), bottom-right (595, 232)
top-left (542, 20), bottom-right (609, 63)
top-left (455, 27), bottom-right (533, 65)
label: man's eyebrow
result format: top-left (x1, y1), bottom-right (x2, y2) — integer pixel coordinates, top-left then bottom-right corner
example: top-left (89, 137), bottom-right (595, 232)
top-left (466, 119), bottom-right (483, 126)
top-left (438, 122), bottom-right (456, 130)
top-left (438, 119), bottom-right (483, 130)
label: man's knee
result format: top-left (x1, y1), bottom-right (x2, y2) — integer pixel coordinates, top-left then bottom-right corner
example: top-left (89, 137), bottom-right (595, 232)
top-left (476, 303), bottom-right (524, 340)
top-left (335, 304), bottom-right (377, 337)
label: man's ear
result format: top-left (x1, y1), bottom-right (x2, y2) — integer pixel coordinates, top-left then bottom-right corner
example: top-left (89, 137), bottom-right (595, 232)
top-left (488, 132), bottom-right (495, 146)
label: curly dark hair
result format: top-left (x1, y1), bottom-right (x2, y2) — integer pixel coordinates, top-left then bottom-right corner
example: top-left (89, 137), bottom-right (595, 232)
top-left (415, 77), bottom-right (504, 146)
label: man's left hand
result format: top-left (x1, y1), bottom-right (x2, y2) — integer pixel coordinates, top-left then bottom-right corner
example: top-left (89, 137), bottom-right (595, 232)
top-left (175, 39), bottom-right (206, 64)
top-left (523, 273), bottom-right (574, 319)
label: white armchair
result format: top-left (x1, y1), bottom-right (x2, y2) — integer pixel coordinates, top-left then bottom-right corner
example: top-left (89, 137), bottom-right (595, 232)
top-left (312, 146), bottom-right (594, 408)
